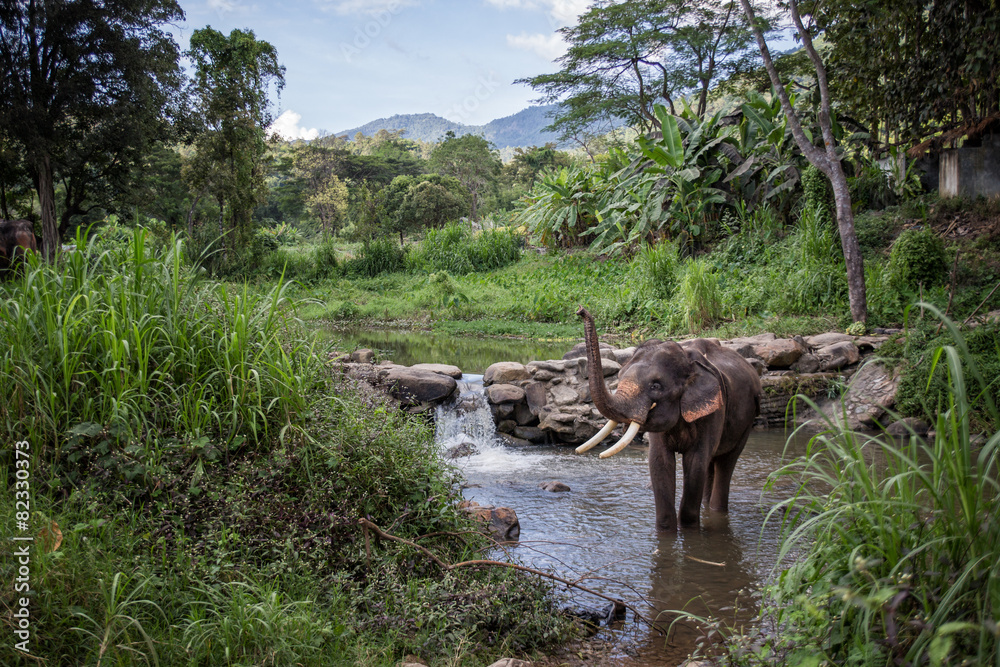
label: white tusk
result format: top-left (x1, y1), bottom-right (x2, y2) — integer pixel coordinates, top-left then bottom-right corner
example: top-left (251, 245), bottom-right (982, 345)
top-left (599, 421), bottom-right (642, 459)
top-left (576, 420), bottom-right (618, 453)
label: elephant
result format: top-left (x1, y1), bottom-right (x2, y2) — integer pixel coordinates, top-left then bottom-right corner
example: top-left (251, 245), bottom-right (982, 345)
top-left (0, 219), bottom-right (38, 277)
top-left (575, 307), bottom-right (761, 531)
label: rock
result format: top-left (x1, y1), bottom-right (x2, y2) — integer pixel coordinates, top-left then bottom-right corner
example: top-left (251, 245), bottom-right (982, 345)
top-left (804, 332), bottom-right (854, 348)
top-left (328, 351), bottom-right (349, 362)
top-left (886, 417), bottom-right (930, 436)
top-left (728, 332), bottom-right (776, 346)
top-left (466, 505), bottom-right (520, 541)
top-left (524, 382), bottom-right (548, 415)
top-left (540, 480), bottom-right (571, 492)
top-left (815, 340), bottom-right (861, 371)
top-left (513, 425), bottom-right (547, 443)
top-left (823, 362), bottom-right (900, 430)
top-left (497, 419), bottom-right (517, 434)
top-left (614, 347), bottom-right (636, 364)
top-left (527, 359), bottom-right (570, 374)
top-left (579, 357), bottom-right (620, 378)
top-left (791, 353), bottom-right (821, 374)
top-left (400, 656), bottom-right (427, 667)
top-left (563, 340), bottom-right (615, 360)
top-left (487, 660), bottom-right (532, 667)
top-left (491, 402), bottom-right (515, 420)
top-left (486, 383), bottom-right (525, 404)
top-left (722, 341), bottom-right (760, 359)
top-left (381, 367), bottom-right (457, 405)
top-left (409, 362), bottom-right (463, 379)
top-left (350, 348), bottom-right (375, 363)
top-left (855, 335), bottom-right (890, 351)
top-left (751, 338), bottom-right (806, 368)
top-left (512, 402), bottom-right (537, 426)
top-left (549, 383), bottom-right (581, 406)
top-left (445, 436), bottom-right (479, 458)
top-left (483, 361), bottom-right (531, 386)
top-left (497, 433), bottom-right (533, 447)
top-left (745, 357), bottom-right (767, 376)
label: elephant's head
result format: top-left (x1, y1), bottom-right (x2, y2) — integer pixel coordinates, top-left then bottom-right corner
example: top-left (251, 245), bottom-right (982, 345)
top-left (576, 307), bottom-right (723, 458)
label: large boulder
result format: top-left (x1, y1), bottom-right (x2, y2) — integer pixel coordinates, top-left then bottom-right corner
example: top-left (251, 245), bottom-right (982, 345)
top-left (563, 340), bottom-right (616, 360)
top-left (815, 340), bottom-right (861, 371)
top-left (380, 366), bottom-right (457, 405)
top-left (751, 338), bottom-right (807, 368)
top-left (486, 383), bottom-right (525, 404)
top-left (483, 362), bottom-right (531, 386)
top-left (823, 362), bottom-right (901, 430)
top-left (410, 362), bottom-right (463, 379)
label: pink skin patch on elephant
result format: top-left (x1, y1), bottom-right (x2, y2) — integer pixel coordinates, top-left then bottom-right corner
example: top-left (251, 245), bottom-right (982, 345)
top-left (682, 390), bottom-right (722, 423)
top-left (615, 381), bottom-right (641, 401)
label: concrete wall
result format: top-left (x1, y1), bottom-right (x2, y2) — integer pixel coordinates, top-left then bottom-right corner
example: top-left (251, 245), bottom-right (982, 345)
top-left (940, 133), bottom-right (1000, 199)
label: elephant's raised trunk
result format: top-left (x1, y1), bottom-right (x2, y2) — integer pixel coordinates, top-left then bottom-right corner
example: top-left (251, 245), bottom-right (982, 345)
top-left (578, 306), bottom-right (631, 424)
top-left (577, 307), bottom-right (649, 458)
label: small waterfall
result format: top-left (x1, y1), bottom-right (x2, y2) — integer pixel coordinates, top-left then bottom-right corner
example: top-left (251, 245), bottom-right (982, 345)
top-left (435, 374), bottom-right (498, 447)
top-left (435, 374), bottom-right (550, 473)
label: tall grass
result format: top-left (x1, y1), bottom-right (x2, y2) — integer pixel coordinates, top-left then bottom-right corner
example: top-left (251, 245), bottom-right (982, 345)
top-left (749, 306), bottom-right (1000, 666)
top-left (0, 228), bottom-right (320, 486)
top-left (408, 222), bottom-right (523, 275)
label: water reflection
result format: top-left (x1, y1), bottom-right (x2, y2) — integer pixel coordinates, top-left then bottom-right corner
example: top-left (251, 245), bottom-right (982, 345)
top-left (316, 326), bottom-right (574, 373)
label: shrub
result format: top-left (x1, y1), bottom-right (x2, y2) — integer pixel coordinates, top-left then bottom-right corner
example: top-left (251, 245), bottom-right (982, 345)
top-left (888, 226), bottom-right (947, 290)
top-left (311, 239), bottom-right (339, 279)
top-left (344, 236), bottom-right (407, 277)
top-left (408, 222), bottom-right (522, 275)
top-left (634, 239), bottom-right (680, 299)
top-left (676, 257), bottom-right (722, 332)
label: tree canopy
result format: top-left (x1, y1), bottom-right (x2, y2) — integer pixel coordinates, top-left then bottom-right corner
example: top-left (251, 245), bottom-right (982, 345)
top-left (0, 0), bottom-right (185, 258)
top-left (519, 0), bottom-right (758, 140)
top-left (428, 132), bottom-right (500, 221)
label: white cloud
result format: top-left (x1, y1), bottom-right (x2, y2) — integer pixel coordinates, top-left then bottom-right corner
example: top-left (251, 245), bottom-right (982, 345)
top-left (270, 110), bottom-right (320, 141)
top-left (327, 0), bottom-right (419, 15)
top-left (207, 0), bottom-right (239, 12)
top-left (506, 32), bottom-right (567, 61)
top-left (486, 0), bottom-right (591, 27)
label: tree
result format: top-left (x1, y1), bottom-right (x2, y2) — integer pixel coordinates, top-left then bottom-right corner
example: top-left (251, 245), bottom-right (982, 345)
top-left (395, 181), bottom-right (467, 239)
top-left (185, 27), bottom-right (284, 249)
top-left (817, 0), bottom-right (1000, 145)
top-left (738, 0), bottom-right (867, 323)
top-left (428, 132), bottom-right (500, 221)
top-left (519, 0), bottom-right (757, 139)
top-left (0, 0), bottom-right (184, 259)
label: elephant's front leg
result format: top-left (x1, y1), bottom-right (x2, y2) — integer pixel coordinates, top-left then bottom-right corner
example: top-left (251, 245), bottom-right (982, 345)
top-left (680, 416), bottom-right (724, 527)
top-left (647, 432), bottom-right (678, 531)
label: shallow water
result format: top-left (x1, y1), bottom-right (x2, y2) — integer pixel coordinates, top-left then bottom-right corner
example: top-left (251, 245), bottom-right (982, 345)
top-left (438, 376), bottom-right (811, 664)
top-left (319, 326), bottom-right (573, 373)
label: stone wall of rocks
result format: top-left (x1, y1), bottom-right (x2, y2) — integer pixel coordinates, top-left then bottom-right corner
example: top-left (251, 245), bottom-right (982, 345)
top-left (481, 331), bottom-right (899, 444)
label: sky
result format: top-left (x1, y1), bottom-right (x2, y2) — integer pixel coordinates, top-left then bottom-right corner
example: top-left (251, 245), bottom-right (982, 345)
top-left (173, 0), bottom-right (592, 140)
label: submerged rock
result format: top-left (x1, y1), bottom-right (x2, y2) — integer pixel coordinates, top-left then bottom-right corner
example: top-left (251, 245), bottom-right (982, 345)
top-left (539, 480), bottom-right (571, 492)
top-left (464, 504), bottom-right (520, 542)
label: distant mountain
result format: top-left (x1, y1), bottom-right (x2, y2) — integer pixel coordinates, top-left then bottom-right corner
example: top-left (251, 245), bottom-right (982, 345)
top-left (336, 105), bottom-right (563, 148)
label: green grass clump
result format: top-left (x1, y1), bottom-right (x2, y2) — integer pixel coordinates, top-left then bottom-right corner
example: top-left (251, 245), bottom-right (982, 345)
top-left (721, 308), bottom-right (1000, 666)
top-left (408, 222), bottom-right (523, 275)
top-left (633, 239), bottom-right (681, 299)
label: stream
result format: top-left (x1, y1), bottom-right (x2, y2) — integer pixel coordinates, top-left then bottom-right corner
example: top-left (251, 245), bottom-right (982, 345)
top-left (328, 327), bottom-right (811, 664)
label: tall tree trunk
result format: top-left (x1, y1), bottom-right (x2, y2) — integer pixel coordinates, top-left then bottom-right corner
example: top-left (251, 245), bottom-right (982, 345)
top-left (738, 0), bottom-right (867, 323)
top-left (36, 155), bottom-right (58, 262)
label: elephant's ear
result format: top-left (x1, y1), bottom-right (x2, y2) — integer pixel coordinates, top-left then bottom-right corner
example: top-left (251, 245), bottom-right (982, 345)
top-left (681, 363), bottom-right (723, 423)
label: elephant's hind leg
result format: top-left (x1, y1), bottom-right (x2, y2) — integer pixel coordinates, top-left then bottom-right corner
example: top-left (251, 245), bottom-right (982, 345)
top-left (709, 428), bottom-right (752, 512)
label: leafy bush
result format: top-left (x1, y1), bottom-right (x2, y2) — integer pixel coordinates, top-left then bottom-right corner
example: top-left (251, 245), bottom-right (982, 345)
top-left (344, 236), bottom-right (407, 277)
top-left (676, 257), bottom-right (722, 331)
top-left (408, 222), bottom-right (522, 275)
top-left (634, 239), bottom-right (681, 299)
top-left (888, 226), bottom-right (947, 290)
top-left (849, 156), bottom-right (897, 211)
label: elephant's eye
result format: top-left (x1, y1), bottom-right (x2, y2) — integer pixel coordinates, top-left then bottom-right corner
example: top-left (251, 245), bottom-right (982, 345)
top-left (650, 381), bottom-right (662, 392)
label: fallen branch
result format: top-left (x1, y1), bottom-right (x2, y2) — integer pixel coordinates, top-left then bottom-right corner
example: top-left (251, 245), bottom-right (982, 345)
top-left (685, 555), bottom-right (726, 567)
top-left (358, 518), bottom-right (669, 634)
top-left (963, 280), bottom-right (1000, 326)
top-left (935, 250), bottom-right (961, 334)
